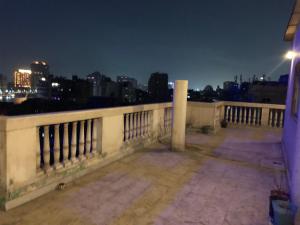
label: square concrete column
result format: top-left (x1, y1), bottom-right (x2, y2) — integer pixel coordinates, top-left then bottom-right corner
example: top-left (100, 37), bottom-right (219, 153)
top-left (172, 80), bottom-right (188, 151)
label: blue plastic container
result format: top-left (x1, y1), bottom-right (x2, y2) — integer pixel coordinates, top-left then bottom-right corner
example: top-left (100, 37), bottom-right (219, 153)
top-left (272, 200), bottom-right (297, 225)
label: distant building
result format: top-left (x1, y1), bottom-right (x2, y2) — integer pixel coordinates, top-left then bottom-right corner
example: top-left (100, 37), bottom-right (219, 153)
top-left (118, 81), bottom-right (136, 103)
top-left (30, 61), bottom-right (49, 87)
top-left (223, 81), bottom-right (239, 91)
top-left (87, 72), bottom-right (119, 98)
top-left (138, 83), bottom-right (148, 92)
top-left (30, 61), bottom-right (51, 97)
top-left (14, 69), bottom-right (32, 88)
top-left (117, 75), bottom-right (137, 103)
top-left (222, 81), bottom-right (240, 101)
top-left (248, 81), bottom-right (287, 104)
top-left (51, 76), bottom-right (92, 102)
top-left (0, 74), bottom-right (7, 91)
top-left (148, 72), bottom-right (169, 102)
top-left (278, 74), bottom-right (289, 85)
top-left (87, 72), bottom-right (110, 96)
top-left (117, 76), bottom-right (137, 88)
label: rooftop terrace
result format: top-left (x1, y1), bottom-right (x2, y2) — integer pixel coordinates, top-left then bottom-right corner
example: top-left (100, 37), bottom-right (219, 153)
top-left (0, 127), bottom-right (286, 225)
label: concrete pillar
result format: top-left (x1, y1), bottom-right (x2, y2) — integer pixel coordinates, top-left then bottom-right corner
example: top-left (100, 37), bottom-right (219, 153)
top-left (172, 80), bottom-right (188, 151)
top-left (261, 107), bottom-right (270, 127)
top-left (101, 115), bottom-right (123, 156)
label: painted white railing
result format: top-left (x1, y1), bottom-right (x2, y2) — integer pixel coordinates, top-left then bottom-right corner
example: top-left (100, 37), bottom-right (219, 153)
top-left (0, 102), bottom-right (172, 210)
top-left (223, 102), bottom-right (285, 128)
top-left (0, 100), bottom-right (286, 210)
top-left (186, 101), bottom-right (286, 130)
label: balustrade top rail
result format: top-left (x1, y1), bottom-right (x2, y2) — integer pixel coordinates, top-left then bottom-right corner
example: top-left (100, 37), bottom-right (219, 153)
top-left (221, 101), bottom-right (286, 109)
top-left (0, 101), bottom-right (286, 132)
top-left (0, 102), bottom-right (172, 131)
top-left (188, 101), bottom-right (286, 109)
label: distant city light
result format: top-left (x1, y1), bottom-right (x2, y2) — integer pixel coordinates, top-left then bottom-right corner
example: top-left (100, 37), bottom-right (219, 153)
top-left (51, 82), bottom-right (59, 87)
top-left (168, 81), bottom-right (175, 89)
top-left (285, 51), bottom-right (297, 60)
top-left (41, 77), bottom-right (46, 81)
top-left (18, 69), bottom-right (32, 74)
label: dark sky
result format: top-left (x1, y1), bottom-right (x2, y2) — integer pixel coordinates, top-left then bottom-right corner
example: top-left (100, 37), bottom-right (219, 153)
top-left (0, 0), bottom-right (295, 89)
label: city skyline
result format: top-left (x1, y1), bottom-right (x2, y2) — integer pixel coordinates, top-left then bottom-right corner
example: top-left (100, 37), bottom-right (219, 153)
top-left (0, 0), bottom-right (294, 89)
top-left (3, 60), bottom-right (288, 90)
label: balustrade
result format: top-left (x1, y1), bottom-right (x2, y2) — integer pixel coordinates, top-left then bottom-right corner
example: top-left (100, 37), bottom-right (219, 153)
top-left (123, 110), bottom-right (153, 142)
top-left (164, 107), bottom-right (172, 133)
top-left (0, 101), bottom-right (286, 210)
top-left (223, 102), bottom-right (285, 128)
top-left (38, 118), bottom-right (100, 172)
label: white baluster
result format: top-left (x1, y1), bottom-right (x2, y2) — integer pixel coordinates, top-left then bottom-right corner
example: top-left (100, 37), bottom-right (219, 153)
top-left (133, 113), bottom-right (137, 139)
top-left (169, 108), bottom-right (172, 131)
top-left (144, 111), bottom-right (148, 135)
top-left (71, 121), bottom-right (78, 163)
top-left (63, 123), bottom-right (71, 167)
top-left (136, 112), bottom-right (140, 138)
top-left (149, 111), bottom-right (153, 136)
top-left (54, 124), bottom-right (62, 169)
top-left (273, 109), bottom-right (278, 127)
top-left (43, 125), bottom-right (52, 172)
top-left (37, 129), bottom-right (41, 171)
top-left (92, 119), bottom-right (98, 155)
top-left (125, 114), bottom-right (130, 141)
top-left (130, 113), bottom-right (134, 139)
top-left (79, 120), bottom-right (85, 160)
top-left (253, 108), bottom-right (257, 126)
top-left (278, 110), bottom-right (283, 128)
top-left (226, 106), bottom-right (230, 123)
top-left (86, 119), bottom-right (92, 158)
top-left (141, 112), bottom-right (145, 137)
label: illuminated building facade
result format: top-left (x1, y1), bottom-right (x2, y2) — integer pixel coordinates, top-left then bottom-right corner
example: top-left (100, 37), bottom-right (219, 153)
top-left (14, 69), bottom-right (32, 88)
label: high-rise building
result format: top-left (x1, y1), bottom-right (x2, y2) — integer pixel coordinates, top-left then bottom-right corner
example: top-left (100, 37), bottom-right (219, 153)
top-left (14, 69), bottom-right (32, 88)
top-left (117, 75), bottom-right (137, 103)
top-left (30, 61), bottom-right (49, 88)
top-left (148, 72), bottom-right (169, 102)
top-left (87, 72), bottom-right (109, 96)
top-left (117, 76), bottom-right (137, 88)
top-left (0, 74), bottom-right (7, 91)
top-left (87, 72), bottom-right (119, 97)
top-left (30, 61), bottom-right (49, 75)
top-left (30, 61), bottom-right (50, 97)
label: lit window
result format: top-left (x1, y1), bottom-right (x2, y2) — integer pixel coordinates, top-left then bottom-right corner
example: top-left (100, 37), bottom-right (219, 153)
top-left (51, 82), bottom-right (59, 87)
top-left (292, 63), bottom-right (300, 117)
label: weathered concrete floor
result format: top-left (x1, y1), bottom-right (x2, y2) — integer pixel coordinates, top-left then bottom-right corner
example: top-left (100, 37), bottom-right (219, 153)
top-left (0, 127), bottom-right (286, 225)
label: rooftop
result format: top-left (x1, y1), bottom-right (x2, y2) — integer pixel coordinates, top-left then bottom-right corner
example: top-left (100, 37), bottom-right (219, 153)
top-left (0, 127), bottom-right (286, 225)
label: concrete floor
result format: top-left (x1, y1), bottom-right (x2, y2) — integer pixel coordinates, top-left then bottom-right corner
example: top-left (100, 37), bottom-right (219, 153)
top-left (0, 127), bottom-right (286, 225)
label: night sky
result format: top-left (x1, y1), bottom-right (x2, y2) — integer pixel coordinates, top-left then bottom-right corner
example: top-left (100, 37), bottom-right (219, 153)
top-left (0, 0), bottom-right (295, 89)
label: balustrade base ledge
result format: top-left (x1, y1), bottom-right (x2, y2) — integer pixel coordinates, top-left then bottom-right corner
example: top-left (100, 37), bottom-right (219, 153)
top-left (2, 149), bottom-right (132, 211)
top-left (1, 134), bottom-right (163, 211)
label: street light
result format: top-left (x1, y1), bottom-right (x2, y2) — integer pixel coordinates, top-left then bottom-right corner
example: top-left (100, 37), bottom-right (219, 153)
top-left (285, 51), bottom-right (297, 60)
